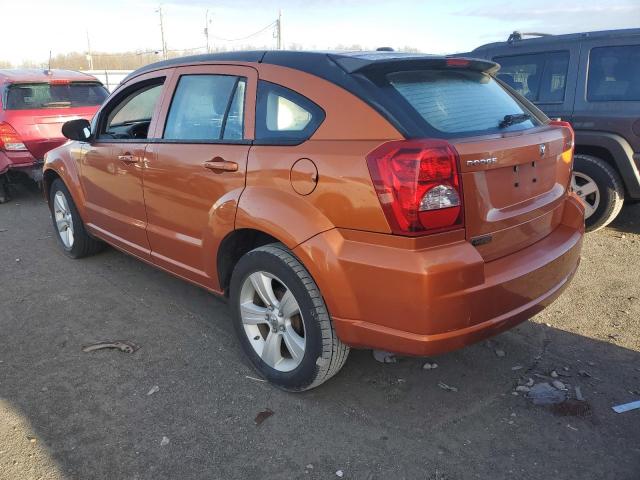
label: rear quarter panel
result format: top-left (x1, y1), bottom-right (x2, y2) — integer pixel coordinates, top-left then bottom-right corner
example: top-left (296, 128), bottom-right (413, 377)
top-left (236, 64), bottom-right (403, 246)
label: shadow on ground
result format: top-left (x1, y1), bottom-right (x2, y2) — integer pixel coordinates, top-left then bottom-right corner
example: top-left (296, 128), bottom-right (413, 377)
top-left (1, 188), bottom-right (639, 480)
top-left (608, 201), bottom-right (640, 235)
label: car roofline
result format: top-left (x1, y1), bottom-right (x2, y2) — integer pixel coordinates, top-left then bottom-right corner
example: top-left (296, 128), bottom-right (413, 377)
top-left (122, 50), bottom-right (497, 83)
top-left (471, 28), bottom-right (640, 53)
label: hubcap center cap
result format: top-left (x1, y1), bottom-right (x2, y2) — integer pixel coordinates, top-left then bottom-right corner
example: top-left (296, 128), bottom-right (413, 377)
top-left (268, 309), bottom-right (284, 331)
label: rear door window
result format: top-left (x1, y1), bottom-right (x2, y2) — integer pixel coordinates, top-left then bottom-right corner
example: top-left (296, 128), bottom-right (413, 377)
top-left (163, 74), bottom-right (246, 141)
top-left (5, 82), bottom-right (108, 110)
top-left (387, 69), bottom-right (538, 135)
top-left (494, 51), bottom-right (570, 103)
top-left (587, 45), bottom-right (640, 102)
top-left (255, 81), bottom-right (325, 143)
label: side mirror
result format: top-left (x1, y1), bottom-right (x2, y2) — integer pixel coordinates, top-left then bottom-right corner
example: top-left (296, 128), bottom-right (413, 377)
top-left (62, 119), bottom-right (91, 141)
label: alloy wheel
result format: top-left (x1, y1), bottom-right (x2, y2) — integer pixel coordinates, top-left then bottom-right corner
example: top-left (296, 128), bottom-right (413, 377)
top-left (239, 271), bottom-right (306, 372)
top-left (571, 171), bottom-right (600, 219)
top-left (53, 191), bottom-right (74, 248)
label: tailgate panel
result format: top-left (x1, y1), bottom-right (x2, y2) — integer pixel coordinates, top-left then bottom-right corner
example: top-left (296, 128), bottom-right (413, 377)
top-left (453, 126), bottom-right (572, 260)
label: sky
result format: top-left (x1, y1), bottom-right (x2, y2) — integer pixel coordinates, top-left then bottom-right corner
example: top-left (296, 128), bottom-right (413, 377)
top-left (1, 0), bottom-right (639, 66)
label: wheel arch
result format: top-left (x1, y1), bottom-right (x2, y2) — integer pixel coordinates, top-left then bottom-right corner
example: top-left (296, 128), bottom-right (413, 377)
top-left (574, 131), bottom-right (640, 198)
top-left (220, 186), bottom-right (336, 296)
top-left (42, 149), bottom-right (89, 220)
top-left (217, 228), bottom-right (281, 295)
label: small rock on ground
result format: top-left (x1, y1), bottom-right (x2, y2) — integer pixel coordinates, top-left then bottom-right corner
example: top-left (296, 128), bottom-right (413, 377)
top-left (552, 380), bottom-right (567, 391)
top-left (527, 382), bottom-right (566, 405)
top-left (372, 350), bottom-right (397, 364)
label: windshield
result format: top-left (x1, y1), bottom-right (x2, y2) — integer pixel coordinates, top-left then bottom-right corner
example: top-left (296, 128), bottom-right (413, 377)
top-left (4, 82), bottom-right (108, 110)
top-left (387, 70), bottom-right (539, 135)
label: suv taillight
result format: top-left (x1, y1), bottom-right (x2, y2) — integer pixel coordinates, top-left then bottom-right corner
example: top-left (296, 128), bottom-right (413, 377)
top-left (0, 122), bottom-right (27, 151)
top-left (366, 139), bottom-right (464, 236)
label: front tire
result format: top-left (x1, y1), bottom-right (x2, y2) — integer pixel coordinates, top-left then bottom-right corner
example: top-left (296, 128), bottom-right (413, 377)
top-left (49, 178), bottom-right (104, 258)
top-left (572, 154), bottom-right (624, 232)
top-left (230, 243), bottom-right (349, 391)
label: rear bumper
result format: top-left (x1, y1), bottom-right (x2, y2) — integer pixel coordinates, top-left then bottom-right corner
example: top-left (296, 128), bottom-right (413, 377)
top-left (294, 194), bottom-right (584, 356)
top-left (0, 150), bottom-right (42, 181)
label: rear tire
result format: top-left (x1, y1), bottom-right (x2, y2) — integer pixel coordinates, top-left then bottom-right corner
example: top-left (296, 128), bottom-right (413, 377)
top-left (230, 243), bottom-right (349, 391)
top-left (572, 154), bottom-right (624, 232)
top-left (49, 178), bottom-right (104, 258)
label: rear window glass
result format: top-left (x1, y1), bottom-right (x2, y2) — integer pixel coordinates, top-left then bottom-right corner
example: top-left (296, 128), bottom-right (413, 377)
top-left (587, 45), bottom-right (640, 102)
top-left (387, 70), bottom-right (538, 135)
top-left (5, 82), bottom-right (108, 110)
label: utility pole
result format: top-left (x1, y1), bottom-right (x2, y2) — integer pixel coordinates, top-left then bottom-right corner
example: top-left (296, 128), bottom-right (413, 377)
top-left (86, 30), bottom-right (94, 70)
top-left (157, 5), bottom-right (168, 60)
top-left (276, 10), bottom-right (283, 50)
top-left (204, 9), bottom-right (212, 53)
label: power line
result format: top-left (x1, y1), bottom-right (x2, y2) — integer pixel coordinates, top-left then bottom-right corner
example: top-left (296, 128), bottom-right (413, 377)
top-left (211, 20), bottom-right (277, 42)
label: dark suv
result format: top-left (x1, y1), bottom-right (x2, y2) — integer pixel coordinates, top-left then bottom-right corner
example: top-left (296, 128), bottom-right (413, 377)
top-left (462, 29), bottom-right (640, 231)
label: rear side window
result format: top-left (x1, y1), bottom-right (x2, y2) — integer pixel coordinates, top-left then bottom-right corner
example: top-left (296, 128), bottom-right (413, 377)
top-left (587, 45), bottom-right (640, 102)
top-left (164, 74), bottom-right (246, 141)
top-left (4, 82), bottom-right (108, 110)
top-left (255, 81), bottom-right (324, 143)
top-left (387, 70), bottom-right (538, 135)
top-left (494, 51), bottom-right (570, 103)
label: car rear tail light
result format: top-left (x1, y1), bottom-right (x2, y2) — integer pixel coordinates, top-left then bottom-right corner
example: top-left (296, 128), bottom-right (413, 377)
top-left (50, 79), bottom-right (70, 85)
top-left (549, 120), bottom-right (575, 191)
top-left (366, 139), bottom-right (464, 236)
top-left (0, 122), bottom-right (27, 151)
top-left (550, 119), bottom-right (574, 153)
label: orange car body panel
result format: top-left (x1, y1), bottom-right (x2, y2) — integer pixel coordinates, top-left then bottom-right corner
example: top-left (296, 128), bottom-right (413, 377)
top-left (43, 54), bottom-right (585, 356)
top-left (141, 65), bottom-right (258, 289)
top-left (294, 194), bottom-right (583, 355)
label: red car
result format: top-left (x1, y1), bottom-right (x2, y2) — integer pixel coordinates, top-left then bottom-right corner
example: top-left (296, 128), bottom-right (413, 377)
top-left (0, 69), bottom-right (108, 202)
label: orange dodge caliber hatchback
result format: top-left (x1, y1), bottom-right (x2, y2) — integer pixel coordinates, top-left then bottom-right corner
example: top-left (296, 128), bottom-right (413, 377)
top-left (44, 51), bottom-right (584, 390)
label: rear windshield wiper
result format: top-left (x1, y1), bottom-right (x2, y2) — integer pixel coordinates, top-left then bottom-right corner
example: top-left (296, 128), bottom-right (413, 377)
top-left (499, 113), bottom-right (530, 129)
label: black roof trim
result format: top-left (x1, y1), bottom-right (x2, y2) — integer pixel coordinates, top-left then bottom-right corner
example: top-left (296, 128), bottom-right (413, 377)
top-left (119, 50), bottom-right (500, 139)
top-left (123, 51), bottom-right (267, 82)
top-left (472, 28), bottom-right (640, 52)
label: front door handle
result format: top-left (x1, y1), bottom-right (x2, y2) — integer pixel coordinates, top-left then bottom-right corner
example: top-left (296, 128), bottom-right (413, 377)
top-left (118, 153), bottom-right (138, 164)
top-left (203, 158), bottom-right (238, 172)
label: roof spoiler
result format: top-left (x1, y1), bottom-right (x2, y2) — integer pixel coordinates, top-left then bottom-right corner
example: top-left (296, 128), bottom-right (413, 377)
top-left (331, 54), bottom-right (500, 75)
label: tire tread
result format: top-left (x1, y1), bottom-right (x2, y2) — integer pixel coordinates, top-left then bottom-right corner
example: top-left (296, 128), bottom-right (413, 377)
top-left (574, 154), bottom-right (624, 232)
top-left (241, 242), bottom-right (349, 390)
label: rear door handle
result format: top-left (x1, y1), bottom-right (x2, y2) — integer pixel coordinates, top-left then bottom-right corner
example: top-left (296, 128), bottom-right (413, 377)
top-left (203, 158), bottom-right (238, 172)
top-left (118, 153), bottom-right (138, 164)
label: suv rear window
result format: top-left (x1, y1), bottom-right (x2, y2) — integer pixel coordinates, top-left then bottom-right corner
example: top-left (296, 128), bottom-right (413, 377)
top-left (494, 51), bottom-right (570, 103)
top-left (587, 45), bottom-right (640, 102)
top-left (5, 82), bottom-right (108, 110)
top-left (387, 70), bottom-right (538, 135)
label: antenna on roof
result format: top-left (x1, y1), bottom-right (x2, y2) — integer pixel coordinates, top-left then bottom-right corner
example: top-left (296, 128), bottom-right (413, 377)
top-left (508, 31), bottom-right (553, 43)
top-left (45, 50), bottom-right (53, 75)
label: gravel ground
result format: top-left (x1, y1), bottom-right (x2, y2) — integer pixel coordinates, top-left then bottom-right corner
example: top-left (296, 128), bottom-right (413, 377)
top-left (0, 186), bottom-right (639, 480)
